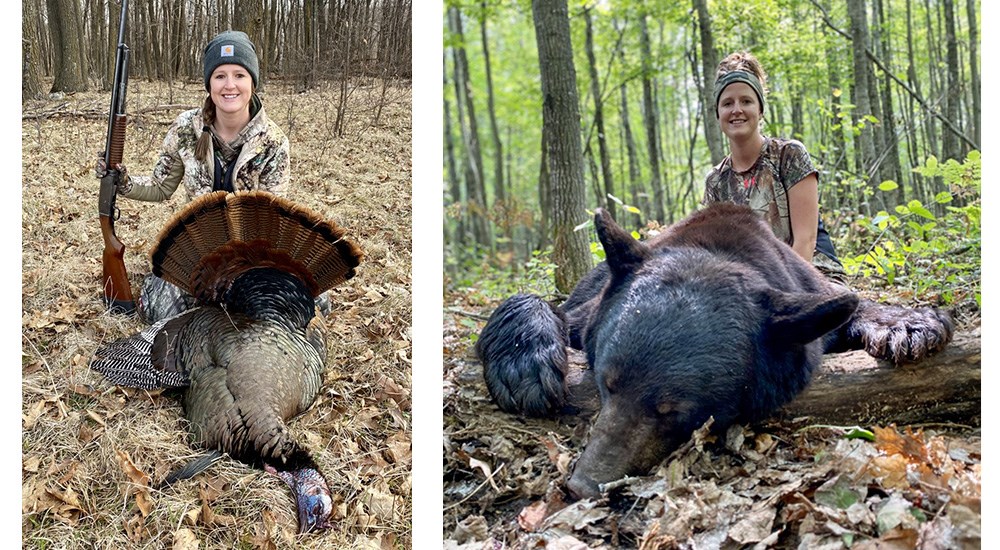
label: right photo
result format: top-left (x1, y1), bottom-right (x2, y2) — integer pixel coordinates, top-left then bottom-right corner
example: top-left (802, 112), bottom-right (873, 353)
top-left (442, 1), bottom-right (981, 548)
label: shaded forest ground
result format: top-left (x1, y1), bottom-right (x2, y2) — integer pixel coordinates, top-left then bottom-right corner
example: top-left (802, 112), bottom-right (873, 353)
top-left (22, 80), bottom-right (412, 548)
top-left (442, 276), bottom-right (980, 548)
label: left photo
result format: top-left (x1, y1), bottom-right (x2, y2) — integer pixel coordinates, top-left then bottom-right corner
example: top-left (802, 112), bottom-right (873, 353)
top-left (22, 2), bottom-right (413, 547)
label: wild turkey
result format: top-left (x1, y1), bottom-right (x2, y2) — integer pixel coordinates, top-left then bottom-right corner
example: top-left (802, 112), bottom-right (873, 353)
top-left (90, 190), bottom-right (363, 534)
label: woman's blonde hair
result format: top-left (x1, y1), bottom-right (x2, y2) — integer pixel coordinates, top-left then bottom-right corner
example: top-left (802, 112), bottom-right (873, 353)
top-left (195, 95), bottom-right (216, 162)
top-left (717, 51), bottom-right (769, 96)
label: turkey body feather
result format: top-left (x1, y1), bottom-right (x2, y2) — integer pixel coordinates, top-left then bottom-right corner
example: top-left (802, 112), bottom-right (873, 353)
top-left (90, 191), bottom-right (362, 534)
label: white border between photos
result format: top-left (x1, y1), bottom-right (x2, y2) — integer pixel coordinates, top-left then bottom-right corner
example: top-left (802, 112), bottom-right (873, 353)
top-left (412, 3), bottom-right (445, 547)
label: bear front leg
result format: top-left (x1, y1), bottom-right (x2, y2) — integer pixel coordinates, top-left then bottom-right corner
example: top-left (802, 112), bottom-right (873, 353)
top-left (825, 299), bottom-right (954, 364)
top-left (475, 294), bottom-right (569, 417)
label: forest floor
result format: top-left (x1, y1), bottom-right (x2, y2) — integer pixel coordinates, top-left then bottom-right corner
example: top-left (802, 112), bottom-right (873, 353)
top-left (442, 282), bottom-right (981, 549)
top-left (22, 79), bottom-right (412, 549)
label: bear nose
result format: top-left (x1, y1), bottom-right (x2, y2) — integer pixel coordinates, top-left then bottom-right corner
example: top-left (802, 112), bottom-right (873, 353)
top-left (565, 470), bottom-right (601, 500)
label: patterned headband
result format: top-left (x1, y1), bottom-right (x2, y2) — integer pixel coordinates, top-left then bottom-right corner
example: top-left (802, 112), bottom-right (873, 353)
top-left (713, 70), bottom-right (765, 117)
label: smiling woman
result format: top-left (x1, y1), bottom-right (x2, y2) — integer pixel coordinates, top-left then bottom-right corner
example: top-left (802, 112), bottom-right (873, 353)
top-left (93, 29), bottom-right (293, 325)
top-left (703, 51), bottom-right (846, 283)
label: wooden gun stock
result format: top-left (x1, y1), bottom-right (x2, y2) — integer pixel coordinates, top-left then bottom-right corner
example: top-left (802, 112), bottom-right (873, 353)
top-left (100, 212), bottom-right (135, 314)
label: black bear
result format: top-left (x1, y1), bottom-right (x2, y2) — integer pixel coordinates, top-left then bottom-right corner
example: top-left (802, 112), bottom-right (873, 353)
top-left (475, 203), bottom-right (953, 499)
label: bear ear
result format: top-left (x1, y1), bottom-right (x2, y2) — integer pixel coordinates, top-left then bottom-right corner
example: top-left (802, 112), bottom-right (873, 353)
top-left (595, 208), bottom-right (649, 278)
top-left (764, 289), bottom-right (859, 345)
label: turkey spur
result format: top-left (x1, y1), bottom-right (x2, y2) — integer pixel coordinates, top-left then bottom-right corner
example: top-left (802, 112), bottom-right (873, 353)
top-left (91, 191), bottom-right (363, 534)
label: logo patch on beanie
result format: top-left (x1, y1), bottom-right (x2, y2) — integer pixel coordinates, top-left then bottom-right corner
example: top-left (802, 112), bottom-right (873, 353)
top-left (221, 44), bottom-right (234, 57)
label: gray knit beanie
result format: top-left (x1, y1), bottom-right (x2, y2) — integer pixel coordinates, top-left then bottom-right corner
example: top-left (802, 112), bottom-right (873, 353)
top-left (203, 30), bottom-right (259, 90)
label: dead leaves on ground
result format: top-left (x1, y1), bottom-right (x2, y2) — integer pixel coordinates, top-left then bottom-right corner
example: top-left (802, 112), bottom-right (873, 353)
top-left (447, 423), bottom-right (981, 548)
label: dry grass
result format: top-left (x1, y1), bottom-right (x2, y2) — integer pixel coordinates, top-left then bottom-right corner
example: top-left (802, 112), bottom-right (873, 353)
top-left (22, 79), bottom-right (412, 548)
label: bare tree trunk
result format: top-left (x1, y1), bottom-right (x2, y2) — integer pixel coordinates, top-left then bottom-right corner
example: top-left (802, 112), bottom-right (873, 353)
top-left (874, 0), bottom-right (902, 207)
top-left (47, 0), bottom-right (89, 92)
top-left (445, 79), bottom-right (467, 266)
top-left (639, 14), bottom-right (665, 224)
top-left (532, 0), bottom-right (592, 293)
top-left (847, 0), bottom-right (877, 212)
top-left (448, 5), bottom-right (491, 250)
top-left (480, 2), bottom-right (509, 250)
top-left (584, 7), bottom-right (615, 221)
top-left (537, 123), bottom-right (551, 252)
top-left (616, 46), bottom-right (643, 230)
top-left (692, 0), bottom-right (724, 165)
top-left (966, 0), bottom-right (980, 148)
top-left (22, 0), bottom-right (44, 100)
top-left (941, 0), bottom-right (962, 162)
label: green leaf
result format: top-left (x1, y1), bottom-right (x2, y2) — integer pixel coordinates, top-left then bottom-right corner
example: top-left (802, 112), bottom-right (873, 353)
top-left (626, 205), bottom-right (641, 214)
top-left (878, 180), bottom-right (898, 191)
top-left (907, 200), bottom-right (936, 220)
top-left (815, 475), bottom-right (863, 510)
top-left (935, 192), bottom-right (953, 204)
top-left (843, 427), bottom-right (875, 441)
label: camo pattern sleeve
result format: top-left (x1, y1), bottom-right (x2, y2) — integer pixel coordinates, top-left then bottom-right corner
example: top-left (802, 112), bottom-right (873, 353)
top-left (777, 139), bottom-right (818, 191)
top-left (119, 110), bottom-right (196, 201)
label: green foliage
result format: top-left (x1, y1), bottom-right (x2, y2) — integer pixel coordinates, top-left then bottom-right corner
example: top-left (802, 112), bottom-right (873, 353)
top-left (841, 152), bottom-right (981, 306)
top-left (451, 246), bottom-right (559, 305)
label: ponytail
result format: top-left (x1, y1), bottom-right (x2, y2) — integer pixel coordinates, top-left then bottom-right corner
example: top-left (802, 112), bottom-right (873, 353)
top-left (195, 95), bottom-right (215, 162)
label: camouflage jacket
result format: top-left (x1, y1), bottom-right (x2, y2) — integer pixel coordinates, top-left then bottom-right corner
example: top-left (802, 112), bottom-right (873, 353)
top-left (120, 95), bottom-right (289, 202)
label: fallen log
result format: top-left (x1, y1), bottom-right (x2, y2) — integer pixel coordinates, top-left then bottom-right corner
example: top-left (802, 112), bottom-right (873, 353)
top-left (561, 328), bottom-right (981, 427)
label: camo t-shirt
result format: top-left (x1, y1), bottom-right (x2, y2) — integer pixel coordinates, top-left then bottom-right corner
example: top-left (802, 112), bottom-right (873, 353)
top-left (702, 137), bottom-right (816, 245)
top-left (703, 137), bottom-right (845, 279)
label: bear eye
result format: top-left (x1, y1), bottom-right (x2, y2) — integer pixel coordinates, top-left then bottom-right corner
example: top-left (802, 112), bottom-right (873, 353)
top-left (599, 370), bottom-right (620, 394)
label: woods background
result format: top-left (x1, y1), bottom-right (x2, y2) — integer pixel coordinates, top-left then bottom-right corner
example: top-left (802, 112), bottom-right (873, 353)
top-left (23, 0), bottom-right (412, 96)
top-left (443, 0), bottom-right (981, 309)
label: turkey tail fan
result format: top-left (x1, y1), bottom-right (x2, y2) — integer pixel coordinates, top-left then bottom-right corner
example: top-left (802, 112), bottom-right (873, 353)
top-left (150, 191), bottom-right (363, 299)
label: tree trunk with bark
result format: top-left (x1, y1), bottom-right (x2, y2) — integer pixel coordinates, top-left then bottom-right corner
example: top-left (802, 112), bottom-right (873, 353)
top-left (639, 14), bottom-right (665, 224)
top-left (532, 0), bottom-right (592, 293)
top-left (47, 0), bottom-right (89, 92)
top-left (480, 3), bottom-right (509, 250)
top-left (584, 8), bottom-right (615, 221)
top-left (22, 0), bottom-right (44, 100)
top-left (847, 0), bottom-right (877, 207)
top-left (966, 0), bottom-right (980, 148)
top-left (449, 5), bottom-right (492, 250)
top-left (693, 0), bottom-right (724, 165)
top-left (941, 0), bottom-right (962, 162)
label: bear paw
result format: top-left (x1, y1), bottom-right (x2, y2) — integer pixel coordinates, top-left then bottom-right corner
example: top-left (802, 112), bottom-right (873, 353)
top-left (476, 294), bottom-right (569, 417)
top-left (849, 300), bottom-right (954, 364)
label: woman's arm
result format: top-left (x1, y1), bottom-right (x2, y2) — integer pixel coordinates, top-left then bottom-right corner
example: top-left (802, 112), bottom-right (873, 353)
top-left (787, 173), bottom-right (819, 262)
top-left (119, 114), bottom-right (189, 202)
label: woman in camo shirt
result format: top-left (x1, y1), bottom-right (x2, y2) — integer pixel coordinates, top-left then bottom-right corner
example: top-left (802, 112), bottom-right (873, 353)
top-left (704, 51), bottom-right (845, 281)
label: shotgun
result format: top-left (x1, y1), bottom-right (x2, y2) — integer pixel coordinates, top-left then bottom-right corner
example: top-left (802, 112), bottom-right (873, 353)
top-left (99, 0), bottom-right (135, 314)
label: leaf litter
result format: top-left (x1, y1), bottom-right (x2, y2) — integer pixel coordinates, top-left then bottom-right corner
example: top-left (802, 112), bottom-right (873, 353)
top-left (443, 298), bottom-right (981, 549)
top-left (23, 78), bottom-right (411, 548)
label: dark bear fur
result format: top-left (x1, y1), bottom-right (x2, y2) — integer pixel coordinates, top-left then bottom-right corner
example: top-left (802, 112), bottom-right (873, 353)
top-left (476, 203), bottom-right (953, 499)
